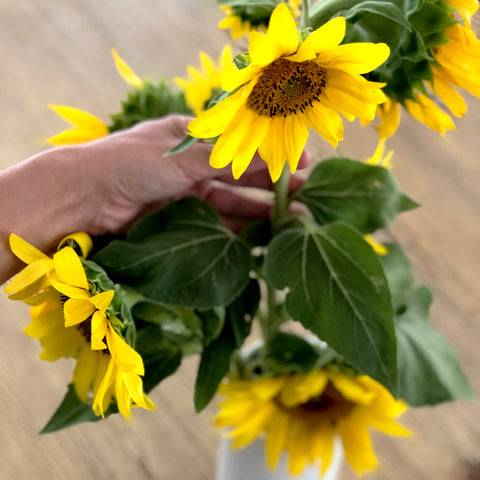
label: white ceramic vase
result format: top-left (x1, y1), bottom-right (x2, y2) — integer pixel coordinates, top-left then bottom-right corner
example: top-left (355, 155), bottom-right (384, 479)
top-left (216, 435), bottom-right (344, 480)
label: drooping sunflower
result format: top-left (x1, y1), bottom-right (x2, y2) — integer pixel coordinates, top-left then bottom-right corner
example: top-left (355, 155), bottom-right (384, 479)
top-left (8, 234), bottom-right (155, 419)
top-left (372, 0), bottom-right (480, 137)
top-left (4, 232), bottom-right (92, 301)
top-left (218, 0), bottom-right (302, 39)
top-left (189, 3), bottom-right (390, 181)
top-left (216, 369), bottom-right (410, 477)
top-left (174, 45), bottom-right (234, 115)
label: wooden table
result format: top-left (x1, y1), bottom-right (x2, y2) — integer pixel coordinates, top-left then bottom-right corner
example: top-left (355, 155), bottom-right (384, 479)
top-left (1, 1), bottom-right (479, 479)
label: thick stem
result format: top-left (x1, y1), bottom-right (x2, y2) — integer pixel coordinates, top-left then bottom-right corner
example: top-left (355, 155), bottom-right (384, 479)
top-left (309, 0), bottom-right (359, 28)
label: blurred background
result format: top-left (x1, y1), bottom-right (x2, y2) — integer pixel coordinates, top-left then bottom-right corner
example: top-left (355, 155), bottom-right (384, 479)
top-left (0, 1), bottom-right (479, 479)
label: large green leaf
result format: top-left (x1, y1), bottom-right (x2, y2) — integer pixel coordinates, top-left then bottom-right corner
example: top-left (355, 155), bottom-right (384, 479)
top-left (194, 279), bottom-right (259, 412)
top-left (343, 1), bottom-right (412, 30)
top-left (295, 158), bottom-right (417, 233)
top-left (93, 198), bottom-right (253, 309)
top-left (265, 222), bottom-right (397, 394)
top-left (380, 244), bottom-right (473, 406)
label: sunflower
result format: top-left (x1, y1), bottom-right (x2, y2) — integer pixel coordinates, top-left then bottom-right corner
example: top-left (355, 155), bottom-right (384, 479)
top-left (10, 234), bottom-right (155, 419)
top-left (216, 369), bottom-right (410, 477)
top-left (174, 45), bottom-right (234, 115)
top-left (373, 2), bottom-right (480, 137)
top-left (218, 0), bottom-right (302, 39)
top-left (4, 232), bottom-right (92, 301)
top-left (189, 3), bottom-right (389, 181)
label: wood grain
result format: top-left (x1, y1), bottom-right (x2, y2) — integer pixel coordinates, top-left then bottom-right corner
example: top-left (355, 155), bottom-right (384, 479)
top-left (0, 1), bottom-right (479, 479)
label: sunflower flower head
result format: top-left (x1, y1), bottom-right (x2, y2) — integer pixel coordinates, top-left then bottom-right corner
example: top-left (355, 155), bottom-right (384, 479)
top-left (11, 233), bottom-right (155, 420)
top-left (174, 45), bottom-right (234, 115)
top-left (189, 3), bottom-right (389, 181)
top-left (357, 0), bottom-right (480, 137)
top-left (216, 369), bottom-right (410, 477)
top-left (218, 0), bottom-right (302, 39)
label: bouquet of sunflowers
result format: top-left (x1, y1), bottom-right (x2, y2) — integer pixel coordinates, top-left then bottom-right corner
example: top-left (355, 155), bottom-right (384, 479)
top-left (5, 0), bottom-right (477, 477)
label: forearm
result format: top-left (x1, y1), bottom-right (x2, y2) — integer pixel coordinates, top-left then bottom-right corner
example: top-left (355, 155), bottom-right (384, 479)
top-left (0, 147), bottom-right (94, 285)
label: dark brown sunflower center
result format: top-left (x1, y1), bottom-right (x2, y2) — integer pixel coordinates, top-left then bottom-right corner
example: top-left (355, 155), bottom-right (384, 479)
top-left (277, 382), bottom-right (356, 427)
top-left (246, 58), bottom-right (327, 118)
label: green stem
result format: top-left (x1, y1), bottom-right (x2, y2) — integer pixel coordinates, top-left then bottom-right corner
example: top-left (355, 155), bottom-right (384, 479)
top-left (309, 0), bottom-right (358, 28)
top-left (301, 0), bottom-right (310, 29)
top-left (272, 164), bottom-right (291, 234)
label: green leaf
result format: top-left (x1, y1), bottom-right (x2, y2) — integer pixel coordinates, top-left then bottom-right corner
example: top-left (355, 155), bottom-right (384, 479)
top-left (295, 158), bottom-right (418, 233)
top-left (93, 198), bottom-right (253, 309)
top-left (164, 135), bottom-right (199, 157)
top-left (40, 384), bottom-right (106, 434)
top-left (380, 244), bottom-right (474, 406)
top-left (194, 279), bottom-right (259, 412)
top-left (135, 325), bottom-right (183, 393)
top-left (343, 1), bottom-right (412, 30)
top-left (265, 223), bottom-right (397, 394)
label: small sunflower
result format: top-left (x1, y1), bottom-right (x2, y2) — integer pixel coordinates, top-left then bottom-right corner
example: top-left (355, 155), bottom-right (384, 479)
top-left (174, 45), bottom-right (234, 115)
top-left (216, 369), bottom-right (410, 477)
top-left (373, 2), bottom-right (480, 137)
top-left (218, 0), bottom-right (301, 39)
top-left (189, 3), bottom-right (389, 181)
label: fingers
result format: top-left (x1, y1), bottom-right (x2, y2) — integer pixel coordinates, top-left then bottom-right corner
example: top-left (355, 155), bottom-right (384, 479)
top-left (189, 181), bottom-right (272, 220)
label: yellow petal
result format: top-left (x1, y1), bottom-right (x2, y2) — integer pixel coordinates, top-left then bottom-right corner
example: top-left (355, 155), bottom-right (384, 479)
top-left (258, 118), bottom-right (287, 182)
top-left (47, 105), bottom-right (109, 145)
top-left (57, 232), bottom-right (93, 259)
top-left (327, 42), bottom-right (390, 74)
top-left (9, 233), bottom-right (49, 264)
top-left (64, 298), bottom-right (96, 327)
top-left (266, 2), bottom-right (299, 57)
top-left (106, 325), bottom-right (144, 375)
top-left (364, 234), bottom-right (389, 256)
top-left (331, 373), bottom-right (376, 406)
top-left (73, 346), bottom-right (98, 402)
top-left (221, 64), bottom-right (261, 92)
top-left (297, 17), bottom-right (345, 57)
top-left (281, 369), bottom-right (328, 407)
top-left (4, 258), bottom-right (51, 295)
top-left (431, 71), bottom-right (467, 117)
top-left (93, 357), bottom-right (116, 417)
top-left (91, 310), bottom-right (108, 350)
top-left (231, 114), bottom-right (270, 179)
top-left (405, 93), bottom-right (455, 135)
top-left (53, 246), bottom-right (89, 291)
top-left (265, 410), bottom-right (290, 469)
top-left (306, 104), bottom-right (343, 146)
top-left (338, 418), bottom-right (379, 476)
top-left (249, 31), bottom-right (286, 67)
top-left (284, 114), bottom-right (309, 174)
top-left (376, 99), bottom-right (401, 139)
top-left (323, 86), bottom-right (378, 121)
top-left (111, 48), bottom-right (143, 89)
top-left (188, 82), bottom-right (254, 139)
top-left (49, 276), bottom-right (91, 299)
top-left (90, 290), bottom-right (114, 313)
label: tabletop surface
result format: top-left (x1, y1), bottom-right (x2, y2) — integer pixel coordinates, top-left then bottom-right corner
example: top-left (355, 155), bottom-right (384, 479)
top-left (0, 2), bottom-right (479, 479)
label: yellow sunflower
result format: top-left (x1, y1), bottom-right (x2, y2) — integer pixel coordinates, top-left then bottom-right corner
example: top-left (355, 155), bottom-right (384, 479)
top-left (216, 369), bottom-right (410, 477)
top-left (174, 45), bottom-right (234, 115)
top-left (13, 235), bottom-right (155, 419)
top-left (374, 4), bottom-right (480, 137)
top-left (219, 0), bottom-right (302, 39)
top-left (4, 232), bottom-right (92, 301)
top-left (189, 3), bottom-right (389, 181)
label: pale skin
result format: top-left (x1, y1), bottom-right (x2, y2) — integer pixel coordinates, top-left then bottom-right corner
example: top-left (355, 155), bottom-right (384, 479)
top-left (0, 115), bottom-right (308, 285)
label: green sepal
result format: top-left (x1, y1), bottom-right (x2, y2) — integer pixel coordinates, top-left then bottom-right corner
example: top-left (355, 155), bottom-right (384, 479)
top-left (164, 135), bottom-right (199, 157)
top-left (265, 222), bottom-right (397, 395)
top-left (233, 52), bottom-right (251, 70)
top-left (40, 384), bottom-right (116, 434)
top-left (194, 279), bottom-right (259, 412)
top-left (295, 158), bottom-right (418, 233)
top-left (380, 244), bottom-right (474, 406)
top-left (108, 78), bottom-right (191, 133)
top-left (93, 197), bottom-right (253, 309)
